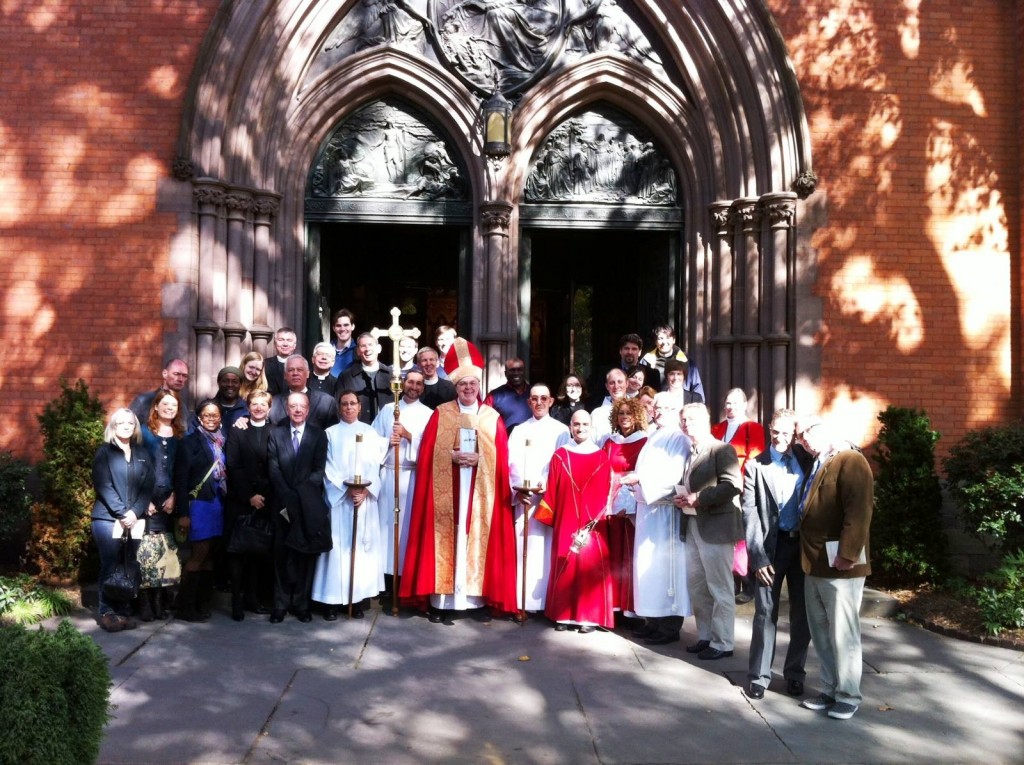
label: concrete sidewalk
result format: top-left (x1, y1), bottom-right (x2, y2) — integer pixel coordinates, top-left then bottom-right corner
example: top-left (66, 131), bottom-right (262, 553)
top-left (63, 591), bottom-right (1024, 765)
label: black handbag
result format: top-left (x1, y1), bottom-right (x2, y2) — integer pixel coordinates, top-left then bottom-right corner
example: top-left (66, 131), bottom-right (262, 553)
top-left (102, 530), bottom-right (141, 602)
top-left (226, 511), bottom-right (273, 555)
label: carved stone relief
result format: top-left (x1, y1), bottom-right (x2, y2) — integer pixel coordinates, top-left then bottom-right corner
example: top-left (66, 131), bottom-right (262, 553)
top-left (309, 0), bottom-right (670, 95)
top-left (523, 106), bottom-right (677, 205)
top-left (308, 99), bottom-right (468, 201)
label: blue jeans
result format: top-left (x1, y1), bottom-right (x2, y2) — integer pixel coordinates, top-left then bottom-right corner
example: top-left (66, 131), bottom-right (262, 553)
top-left (92, 519), bottom-right (141, 616)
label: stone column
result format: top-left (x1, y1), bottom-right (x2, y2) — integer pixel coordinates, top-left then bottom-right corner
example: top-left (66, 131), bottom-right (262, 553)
top-left (478, 200), bottom-right (513, 391)
top-left (251, 196), bottom-right (279, 356)
top-left (223, 191), bottom-right (253, 365)
top-left (732, 198), bottom-right (761, 408)
top-left (761, 192), bottom-right (797, 415)
top-left (192, 181), bottom-right (225, 399)
top-left (708, 201), bottom-right (733, 405)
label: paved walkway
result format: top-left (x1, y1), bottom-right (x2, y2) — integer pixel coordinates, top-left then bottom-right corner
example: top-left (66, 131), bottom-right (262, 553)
top-left (63, 590), bottom-right (1024, 765)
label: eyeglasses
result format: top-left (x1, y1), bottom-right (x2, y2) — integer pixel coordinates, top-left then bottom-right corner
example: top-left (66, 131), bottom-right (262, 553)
top-left (528, 396), bottom-right (550, 402)
top-left (770, 428), bottom-right (794, 437)
top-left (796, 423), bottom-right (819, 439)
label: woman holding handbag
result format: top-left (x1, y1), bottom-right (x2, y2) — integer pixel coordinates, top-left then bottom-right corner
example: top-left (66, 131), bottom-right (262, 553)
top-left (224, 389), bottom-right (275, 620)
top-left (175, 399), bottom-right (228, 622)
top-left (91, 408), bottom-right (155, 632)
top-left (137, 390), bottom-right (185, 621)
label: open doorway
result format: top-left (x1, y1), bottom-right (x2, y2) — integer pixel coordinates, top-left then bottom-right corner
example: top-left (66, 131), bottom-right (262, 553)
top-left (317, 222), bottom-right (468, 354)
top-left (523, 228), bottom-right (678, 396)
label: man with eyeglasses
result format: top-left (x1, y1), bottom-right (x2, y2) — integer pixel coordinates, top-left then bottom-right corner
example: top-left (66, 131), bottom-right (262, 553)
top-left (793, 414), bottom-right (873, 721)
top-left (742, 408), bottom-right (811, 701)
top-left (507, 383), bottom-right (570, 615)
top-left (483, 357), bottom-right (531, 434)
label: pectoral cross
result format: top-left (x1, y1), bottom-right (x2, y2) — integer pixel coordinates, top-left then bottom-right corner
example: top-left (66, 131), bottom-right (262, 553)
top-left (371, 306), bottom-right (421, 387)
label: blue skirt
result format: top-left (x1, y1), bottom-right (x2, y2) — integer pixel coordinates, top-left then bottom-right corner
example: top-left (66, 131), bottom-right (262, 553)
top-left (189, 498), bottom-right (223, 541)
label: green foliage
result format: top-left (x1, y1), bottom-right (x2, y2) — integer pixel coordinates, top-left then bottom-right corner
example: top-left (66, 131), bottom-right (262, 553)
top-left (25, 379), bottom-right (105, 581)
top-left (974, 550), bottom-right (1024, 636)
top-left (871, 406), bottom-right (947, 585)
top-left (0, 620), bottom-right (111, 765)
top-left (0, 451), bottom-right (32, 544)
top-left (943, 422), bottom-right (1024, 554)
top-left (0, 574), bottom-right (73, 626)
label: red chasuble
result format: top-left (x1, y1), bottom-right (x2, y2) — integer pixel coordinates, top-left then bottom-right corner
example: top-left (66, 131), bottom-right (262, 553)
top-left (537, 446), bottom-right (614, 628)
top-left (711, 420), bottom-right (765, 475)
top-left (398, 401), bottom-right (518, 613)
top-left (603, 435), bottom-right (647, 613)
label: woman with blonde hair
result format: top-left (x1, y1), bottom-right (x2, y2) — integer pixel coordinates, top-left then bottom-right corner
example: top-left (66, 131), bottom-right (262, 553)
top-left (239, 351), bottom-right (268, 401)
top-left (91, 408), bottom-right (155, 632)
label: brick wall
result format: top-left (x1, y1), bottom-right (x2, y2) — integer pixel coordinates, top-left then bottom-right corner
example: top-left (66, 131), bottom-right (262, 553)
top-left (0, 1), bottom-right (218, 459)
top-left (768, 0), bottom-right (1020, 457)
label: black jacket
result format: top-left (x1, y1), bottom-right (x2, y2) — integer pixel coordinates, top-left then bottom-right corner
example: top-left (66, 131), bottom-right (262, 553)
top-left (268, 423), bottom-right (331, 555)
top-left (91, 442), bottom-right (156, 522)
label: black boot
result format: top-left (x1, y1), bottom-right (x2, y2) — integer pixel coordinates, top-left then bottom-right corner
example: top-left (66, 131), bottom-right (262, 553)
top-left (138, 589), bottom-right (155, 622)
top-left (176, 571), bottom-right (207, 623)
top-left (196, 571), bottom-right (214, 619)
top-left (231, 590), bottom-right (244, 621)
top-left (154, 587), bottom-right (170, 620)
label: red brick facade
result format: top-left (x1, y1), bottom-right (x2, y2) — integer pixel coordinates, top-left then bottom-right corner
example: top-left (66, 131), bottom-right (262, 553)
top-left (0, 1), bottom-right (1019, 461)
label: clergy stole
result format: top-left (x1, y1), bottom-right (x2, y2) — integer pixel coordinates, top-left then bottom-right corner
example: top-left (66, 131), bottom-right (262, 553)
top-left (429, 406), bottom-right (501, 595)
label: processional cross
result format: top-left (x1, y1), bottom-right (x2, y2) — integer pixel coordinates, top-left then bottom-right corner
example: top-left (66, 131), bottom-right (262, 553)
top-left (370, 306), bottom-right (420, 616)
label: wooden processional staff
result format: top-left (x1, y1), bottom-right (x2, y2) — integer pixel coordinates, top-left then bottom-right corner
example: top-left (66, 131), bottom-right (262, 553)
top-left (371, 307), bottom-right (420, 616)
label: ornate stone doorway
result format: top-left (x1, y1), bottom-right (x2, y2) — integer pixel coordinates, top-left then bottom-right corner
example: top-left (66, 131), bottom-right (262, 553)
top-left (522, 228), bottom-right (678, 389)
top-left (312, 222), bottom-right (469, 352)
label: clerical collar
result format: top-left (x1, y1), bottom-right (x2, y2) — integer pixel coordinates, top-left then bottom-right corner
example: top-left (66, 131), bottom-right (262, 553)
top-left (424, 377), bottom-right (438, 385)
top-left (314, 373), bottom-right (329, 380)
top-left (250, 420), bottom-right (267, 428)
top-left (458, 401), bottom-right (479, 413)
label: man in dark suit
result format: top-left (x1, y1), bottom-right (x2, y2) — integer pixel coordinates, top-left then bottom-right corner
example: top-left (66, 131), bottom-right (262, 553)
top-left (674, 403), bottom-right (743, 660)
top-left (416, 347), bottom-right (455, 409)
top-left (795, 414), bottom-right (873, 721)
top-left (267, 392), bottom-right (331, 623)
top-left (263, 327), bottom-right (299, 396)
top-left (269, 355), bottom-right (339, 430)
top-left (742, 408), bottom-right (811, 700)
top-left (339, 332), bottom-right (394, 424)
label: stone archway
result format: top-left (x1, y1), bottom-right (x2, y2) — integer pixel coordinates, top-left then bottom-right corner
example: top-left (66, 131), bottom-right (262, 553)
top-left (173, 0), bottom-right (815, 420)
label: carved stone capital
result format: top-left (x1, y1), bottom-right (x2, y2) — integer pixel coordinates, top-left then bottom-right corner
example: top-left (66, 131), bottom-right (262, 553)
top-left (173, 157), bottom-right (196, 181)
top-left (709, 201), bottom-right (732, 232)
top-left (253, 197), bottom-right (280, 217)
top-left (193, 185), bottom-right (225, 208)
top-left (792, 170), bottom-right (818, 199)
top-left (729, 199), bottom-right (760, 230)
top-left (480, 202), bottom-right (513, 235)
top-left (224, 193), bottom-right (254, 214)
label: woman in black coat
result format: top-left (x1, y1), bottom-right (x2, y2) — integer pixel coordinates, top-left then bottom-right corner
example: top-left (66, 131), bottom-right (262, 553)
top-left (175, 399), bottom-right (228, 622)
top-left (91, 408), bottom-right (155, 632)
top-left (224, 389), bottom-right (275, 620)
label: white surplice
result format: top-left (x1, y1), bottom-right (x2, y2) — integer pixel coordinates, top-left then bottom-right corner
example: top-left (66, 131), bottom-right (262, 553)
top-left (312, 420), bottom-right (388, 605)
top-left (508, 415), bottom-right (570, 611)
top-left (633, 424), bottom-right (693, 618)
top-left (372, 398), bottom-right (433, 575)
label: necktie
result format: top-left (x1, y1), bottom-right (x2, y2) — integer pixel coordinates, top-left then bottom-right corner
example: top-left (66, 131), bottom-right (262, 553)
top-left (292, 428), bottom-right (300, 454)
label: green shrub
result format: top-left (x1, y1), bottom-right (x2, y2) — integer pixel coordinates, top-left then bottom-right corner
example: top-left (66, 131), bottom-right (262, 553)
top-left (871, 406), bottom-right (947, 584)
top-left (0, 574), bottom-right (73, 626)
top-left (25, 379), bottom-right (105, 582)
top-left (943, 422), bottom-right (1024, 554)
top-left (0, 620), bottom-right (111, 765)
top-left (0, 451), bottom-right (32, 554)
top-left (974, 550), bottom-right (1024, 635)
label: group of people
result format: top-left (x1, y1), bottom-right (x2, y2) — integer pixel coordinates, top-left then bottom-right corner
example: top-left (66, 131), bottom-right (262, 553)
top-left (89, 314), bottom-right (873, 721)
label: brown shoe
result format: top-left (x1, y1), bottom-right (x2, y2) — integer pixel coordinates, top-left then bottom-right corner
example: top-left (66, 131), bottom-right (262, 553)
top-left (99, 613), bottom-right (125, 633)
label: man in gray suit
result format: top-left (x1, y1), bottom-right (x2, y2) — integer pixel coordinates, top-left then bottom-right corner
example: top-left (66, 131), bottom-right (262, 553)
top-left (742, 408), bottom-right (811, 699)
top-left (674, 403), bottom-right (743, 660)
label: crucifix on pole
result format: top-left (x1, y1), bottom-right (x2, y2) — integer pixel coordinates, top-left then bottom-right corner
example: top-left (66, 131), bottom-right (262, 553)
top-left (370, 307), bottom-right (420, 615)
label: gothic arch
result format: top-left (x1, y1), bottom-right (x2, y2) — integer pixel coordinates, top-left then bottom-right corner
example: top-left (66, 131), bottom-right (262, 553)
top-left (172, 0), bottom-right (814, 419)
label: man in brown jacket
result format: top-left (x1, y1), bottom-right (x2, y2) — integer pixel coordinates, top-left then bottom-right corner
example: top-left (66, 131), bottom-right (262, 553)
top-left (795, 415), bottom-right (873, 720)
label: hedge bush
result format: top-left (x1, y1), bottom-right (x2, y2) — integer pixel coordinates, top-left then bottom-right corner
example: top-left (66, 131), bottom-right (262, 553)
top-left (0, 620), bottom-right (111, 765)
top-left (871, 406), bottom-right (948, 585)
top-left (25, 379), bottom-right (104, 582)
top-left (943, 421), bottom-right (1024, 555)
